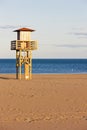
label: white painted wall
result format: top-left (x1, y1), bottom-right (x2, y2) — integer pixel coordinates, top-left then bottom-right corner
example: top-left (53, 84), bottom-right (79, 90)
top-left (19, 31), bottom-right (31, 41)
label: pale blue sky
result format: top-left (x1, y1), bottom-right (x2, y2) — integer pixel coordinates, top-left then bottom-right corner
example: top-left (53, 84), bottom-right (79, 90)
top-left (0, 0), bottom-right (87, 58)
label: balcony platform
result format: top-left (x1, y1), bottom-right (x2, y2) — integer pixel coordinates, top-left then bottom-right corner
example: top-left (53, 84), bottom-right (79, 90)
top-left (11, 40), bottom-right (38, 50)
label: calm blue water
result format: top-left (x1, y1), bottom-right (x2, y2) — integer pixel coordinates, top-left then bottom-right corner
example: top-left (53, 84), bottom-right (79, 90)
top-left (0, 59), bottom-right (87, 74)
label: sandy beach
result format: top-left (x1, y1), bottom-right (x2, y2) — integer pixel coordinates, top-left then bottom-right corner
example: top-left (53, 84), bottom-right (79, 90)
top-left (0, 74), bottom-right (87, 130)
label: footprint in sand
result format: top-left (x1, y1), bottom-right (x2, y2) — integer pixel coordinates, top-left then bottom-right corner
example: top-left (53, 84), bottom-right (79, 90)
top-left (23, 117), bottom-right (34, 123)
top-left (14, 116), bottom-right (34, 123)
top-left (82, 116), bottom-right (87, 120)
top-left (44, 116), bottom-right (52, 121)
top-left (0, 107), bottom-right (4, 111)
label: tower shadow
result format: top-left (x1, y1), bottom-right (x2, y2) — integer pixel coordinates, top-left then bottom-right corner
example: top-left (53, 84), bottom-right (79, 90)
top-left (0, 76), bottom-right (16, 80)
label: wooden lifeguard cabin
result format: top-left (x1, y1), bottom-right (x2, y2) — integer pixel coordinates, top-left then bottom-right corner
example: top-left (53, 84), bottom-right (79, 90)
top-left (11, 27), bottom-right (38, 80)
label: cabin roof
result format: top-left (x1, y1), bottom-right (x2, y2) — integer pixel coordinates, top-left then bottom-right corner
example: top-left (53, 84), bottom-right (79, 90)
top-left (14, 27), bottom-right (35, 32)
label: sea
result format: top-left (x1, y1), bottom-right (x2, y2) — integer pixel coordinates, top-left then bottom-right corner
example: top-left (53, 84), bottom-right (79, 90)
top-left (0, 59), bottom-right (87, 74)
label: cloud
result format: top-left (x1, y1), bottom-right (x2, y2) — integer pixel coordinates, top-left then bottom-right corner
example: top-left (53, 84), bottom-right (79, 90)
top-left (72, 27), bottom-right (85, 31)
top-left (0, 25), bottom-right (30, 30)
top-left (68, 27), bottom-right (87, 38)
top-left (70, 32), bottom-right (87, 36)
top-left (57, 45), bottom-right (87, 48)
top-left (40, 44), bottom-right (87, 48)
top-left (69, 32), bottom-right (87, 39)
top-left (55, 44), bottom-right (87, 48)
top-left (0, 25), bottom-right (20, 30)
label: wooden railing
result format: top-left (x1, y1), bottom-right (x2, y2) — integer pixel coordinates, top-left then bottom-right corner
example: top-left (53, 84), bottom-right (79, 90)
top-left (11, 40), bottom-right (38, 50)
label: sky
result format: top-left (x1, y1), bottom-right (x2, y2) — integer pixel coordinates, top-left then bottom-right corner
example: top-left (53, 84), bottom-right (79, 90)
top-left (0, 0), bottom-right (87, 58)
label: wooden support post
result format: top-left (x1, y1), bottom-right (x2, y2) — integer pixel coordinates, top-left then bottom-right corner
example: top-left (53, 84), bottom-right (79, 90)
top-left (16, 50), bottom-right (19, 79)
top-left (19, 50), bottom-right (21, 80)
top-left (24, 51), bottom-right (29, 80)
top-left (29, 50), bottom-right (32, 80)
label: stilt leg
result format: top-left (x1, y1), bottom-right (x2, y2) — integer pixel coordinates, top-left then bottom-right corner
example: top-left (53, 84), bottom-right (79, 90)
top-left (19, 50), bottom-right (21, 80)
top-left (16, 50), bottom-right (19, 79)
top-left (29, 50), bottom-right (32, 79)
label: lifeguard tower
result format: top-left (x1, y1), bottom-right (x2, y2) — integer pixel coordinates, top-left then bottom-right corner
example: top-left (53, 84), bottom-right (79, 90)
top-left (11, 27), bottom-right (38, 80)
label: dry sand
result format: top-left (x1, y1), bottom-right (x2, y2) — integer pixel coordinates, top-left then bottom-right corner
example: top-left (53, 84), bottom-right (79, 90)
top-left (0, 74), bottom-right (87, 130)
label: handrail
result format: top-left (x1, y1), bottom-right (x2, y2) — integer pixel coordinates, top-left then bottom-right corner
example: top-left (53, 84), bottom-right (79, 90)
top-left (11, 40), bottom-right (38, 50)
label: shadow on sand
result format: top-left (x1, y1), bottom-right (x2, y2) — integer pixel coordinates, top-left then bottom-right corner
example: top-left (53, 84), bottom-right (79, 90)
top-left (0, 76), bottom-right (16, 80)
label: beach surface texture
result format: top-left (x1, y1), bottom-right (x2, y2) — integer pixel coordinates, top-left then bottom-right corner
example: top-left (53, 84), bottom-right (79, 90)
top-left (0, 74), bottom-right (87, 130)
